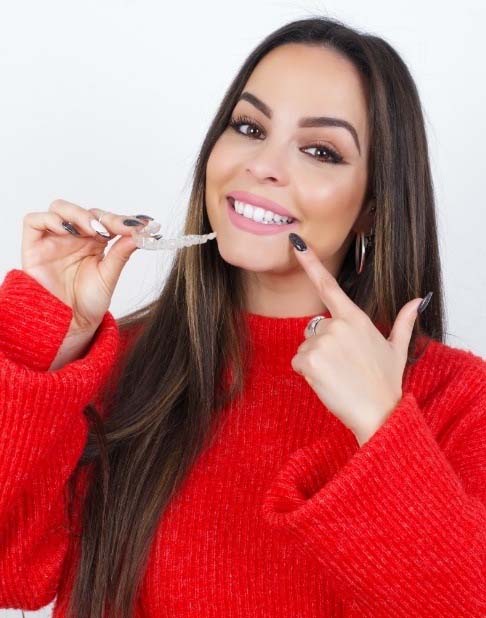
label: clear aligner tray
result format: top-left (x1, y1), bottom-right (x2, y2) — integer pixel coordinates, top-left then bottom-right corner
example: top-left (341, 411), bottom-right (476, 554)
top-left (131, 220), bottom-right (217, 250)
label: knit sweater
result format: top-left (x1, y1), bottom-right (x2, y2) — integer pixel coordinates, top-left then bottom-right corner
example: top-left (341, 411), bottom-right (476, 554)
top-left (0, 268), bottom-right (485, 617)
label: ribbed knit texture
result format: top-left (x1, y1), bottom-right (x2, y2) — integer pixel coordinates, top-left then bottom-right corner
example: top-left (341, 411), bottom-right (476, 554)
top-left (0, 268), bottom-right (485, 617)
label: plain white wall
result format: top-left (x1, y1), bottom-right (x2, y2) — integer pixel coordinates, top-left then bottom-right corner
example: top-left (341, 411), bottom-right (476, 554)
top-left (0, 0), bottom-right (485, 615)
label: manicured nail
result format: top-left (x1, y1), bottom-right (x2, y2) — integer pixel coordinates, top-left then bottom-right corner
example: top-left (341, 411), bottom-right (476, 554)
top-left (135, 214), bottom-right (154, 221)
top-left (417, 291), bottom-right (433, 314)
top-left (89, 219), bottom-right (111, 237)
top-left (289, 232), bottom-right (307, 252)
top-left (61, 221), bottom-right (81, 236)
top-left (123, 218), bottom-right (144, 226)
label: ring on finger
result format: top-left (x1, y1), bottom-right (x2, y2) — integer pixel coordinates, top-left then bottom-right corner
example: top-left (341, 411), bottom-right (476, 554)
top-left (89, 211), bottom-right (111, 238)
top-left (98, 211), bottom-right (109, 226)
top-left (306, 315), bottom-right (327, 336)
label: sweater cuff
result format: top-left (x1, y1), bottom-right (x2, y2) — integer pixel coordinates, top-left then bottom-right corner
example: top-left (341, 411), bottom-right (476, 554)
top-left (1, 269), bottom-right (90, 371)
top-left (261, 392), bottom-right (486, 616)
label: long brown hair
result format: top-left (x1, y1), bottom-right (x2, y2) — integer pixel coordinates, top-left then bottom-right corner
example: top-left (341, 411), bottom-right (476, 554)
top-left (65, 15), bottom-right (444, 616)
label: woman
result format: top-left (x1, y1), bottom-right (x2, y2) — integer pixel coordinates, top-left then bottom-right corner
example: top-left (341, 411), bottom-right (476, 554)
top-left (0, 16), bottom-right (484, 618)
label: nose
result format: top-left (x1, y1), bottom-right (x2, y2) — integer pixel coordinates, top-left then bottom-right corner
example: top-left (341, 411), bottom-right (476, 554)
top-left (244, 141), bottom-right (289, 185)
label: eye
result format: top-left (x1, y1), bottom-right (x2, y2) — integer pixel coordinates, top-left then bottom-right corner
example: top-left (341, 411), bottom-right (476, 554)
top-left (301, 144), bottom-right (344, 165)
top-left (228, 114), bottom-right (264, 139)
top-left (228, 114), bottom-right (344, 165)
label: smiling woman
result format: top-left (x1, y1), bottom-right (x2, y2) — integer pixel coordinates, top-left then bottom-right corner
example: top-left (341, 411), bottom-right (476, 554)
top-left (205, 41), bottom-right (373, 316)
top-left (1, 14), bottom-right (484, 618)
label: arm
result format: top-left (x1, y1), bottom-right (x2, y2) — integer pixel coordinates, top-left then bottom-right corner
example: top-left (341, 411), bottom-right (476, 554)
top-left (0, 269), bottom-right (121, 609)
top-left (261, 387), bottom-right (486, 617)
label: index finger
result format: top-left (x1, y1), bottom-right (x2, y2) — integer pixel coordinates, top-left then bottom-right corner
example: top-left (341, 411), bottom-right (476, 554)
top-left (289, 233), bottom-right (358, 320)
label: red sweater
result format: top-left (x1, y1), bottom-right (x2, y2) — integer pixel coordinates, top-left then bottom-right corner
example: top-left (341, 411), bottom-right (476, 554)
top-left (0, 268), bottom-right (485, 617)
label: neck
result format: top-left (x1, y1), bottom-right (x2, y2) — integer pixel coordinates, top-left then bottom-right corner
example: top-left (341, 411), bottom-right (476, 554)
top-left (242, 269), bottom-right (330, 318)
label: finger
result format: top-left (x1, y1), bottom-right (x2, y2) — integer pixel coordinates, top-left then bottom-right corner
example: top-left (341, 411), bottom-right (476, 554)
top-left (22, 211), bottom-right (82, 245)
top-left (290, 354), bottom-right (305, 376)
top-left (48, 199), bottom-right (112, 238)
top-left (87, 208), bottom-right (160, 238)
top-left (290, 235), bottom-right (357, 319)
top-left (47, 199), bottom-right (153, 241)
top-left (388, 298), bottom-right (423, 358)
top-left (303, 315), bottom-right (331, 339)
top-left (97, 233), bottom-right (140, 290)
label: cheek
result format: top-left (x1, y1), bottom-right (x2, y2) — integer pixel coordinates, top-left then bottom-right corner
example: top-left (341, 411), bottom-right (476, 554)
top-left (297, 168), bottom-right (365, 222)
top-left (206, 135), bottom-right (246, 222)
top-left (205, 142), bottom-right (226, 217)
top-left (206, 135), bottom-right (236, 186)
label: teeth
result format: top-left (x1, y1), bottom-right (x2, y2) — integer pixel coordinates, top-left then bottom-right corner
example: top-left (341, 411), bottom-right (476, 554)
top-left (232, 200), bottom-right (294, 224)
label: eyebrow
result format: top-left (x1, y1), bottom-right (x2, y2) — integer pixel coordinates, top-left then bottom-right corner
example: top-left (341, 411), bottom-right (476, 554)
top-left (237, 91), bottom-right (361, 156)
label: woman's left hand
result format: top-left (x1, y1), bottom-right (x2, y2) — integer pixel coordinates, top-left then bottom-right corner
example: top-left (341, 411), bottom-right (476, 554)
top-left (290, 239), bottom-right (424, 447)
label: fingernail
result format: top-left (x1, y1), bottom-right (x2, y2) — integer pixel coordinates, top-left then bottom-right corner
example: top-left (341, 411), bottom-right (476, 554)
top-left (417, 291), bottom-right (433, 314)
top-left (289, 232), bottom-right (307, 252)
top-left (90, 219), bottom-right (111, 237)
top-left (135, 214), bottom-right (154, 221)
top-left (138, 220), bottom-right (161, 234)
top-left (61, 221), bottom-right (81, 236)
top-left (123, 218), bottom-right (145, 227)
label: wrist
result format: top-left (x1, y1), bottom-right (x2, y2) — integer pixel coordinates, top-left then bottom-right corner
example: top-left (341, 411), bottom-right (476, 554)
top-left (353, 395), bottom-right (402, 446)
top-left (67, 314), bottom-right (102, 338)
top-left (49, 325), bottom-right (100, 371)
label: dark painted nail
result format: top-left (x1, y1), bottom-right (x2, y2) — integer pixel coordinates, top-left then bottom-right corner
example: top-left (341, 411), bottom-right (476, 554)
top-left (123, 218), bottom-right (144, 227)
top-left (417, 291), bottom-right (433, 314)
top-left (289, 232), bottom-right (307, 252)
top-left (134, 214), bottom-right (154, 221)
top-left (61, 221), bottom-right (81, 236)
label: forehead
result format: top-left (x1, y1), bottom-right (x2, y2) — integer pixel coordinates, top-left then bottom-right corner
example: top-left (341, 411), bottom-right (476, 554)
top-left (242, 43), bottom-right (369, 150)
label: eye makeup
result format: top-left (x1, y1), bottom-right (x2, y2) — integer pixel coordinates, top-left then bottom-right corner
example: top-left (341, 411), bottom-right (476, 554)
top-left (228, 114), bottom-right (344, 165)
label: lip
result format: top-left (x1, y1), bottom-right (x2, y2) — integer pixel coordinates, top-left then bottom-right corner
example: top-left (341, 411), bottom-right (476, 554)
top-left (227, 190), bottom-right (299, 221)
top-left (226, 197), bottom-right (299, 235)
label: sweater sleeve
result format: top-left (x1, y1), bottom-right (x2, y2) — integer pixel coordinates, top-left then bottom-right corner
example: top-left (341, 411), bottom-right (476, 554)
top-left (261, 382), bottom-right (486, 617)
top-left (0, 269), bottom-right (80, 372)
top-left (0, 269), bottom-right (122, 610)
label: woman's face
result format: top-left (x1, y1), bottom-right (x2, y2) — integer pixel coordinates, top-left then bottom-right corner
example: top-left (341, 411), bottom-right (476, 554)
top-left (205, 43), bottom-right (372, 313)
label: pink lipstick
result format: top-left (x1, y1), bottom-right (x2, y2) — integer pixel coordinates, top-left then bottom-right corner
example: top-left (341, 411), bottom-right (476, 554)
top-left (226, 197), bottom-right (299, 236)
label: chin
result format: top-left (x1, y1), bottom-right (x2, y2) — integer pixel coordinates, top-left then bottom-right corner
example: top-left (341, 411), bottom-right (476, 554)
top-left (215, 239), bottom-right (292, 274)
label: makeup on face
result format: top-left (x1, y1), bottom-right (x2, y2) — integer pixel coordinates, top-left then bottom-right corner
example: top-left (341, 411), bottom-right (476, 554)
top-left (237, 91), bottom-right (362, 157)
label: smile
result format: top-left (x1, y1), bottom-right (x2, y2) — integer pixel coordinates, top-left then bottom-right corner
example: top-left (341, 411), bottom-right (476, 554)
top-left (231, 198), bottom-right (295, 224)
top-left (226, 197), bottom-right (299, 236)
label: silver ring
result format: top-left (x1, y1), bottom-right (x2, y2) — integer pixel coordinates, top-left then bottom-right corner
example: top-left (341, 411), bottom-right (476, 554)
top-left (306, 315), bottom-right (327, 336)
top-left (98, 211), bottom-right (109, 226)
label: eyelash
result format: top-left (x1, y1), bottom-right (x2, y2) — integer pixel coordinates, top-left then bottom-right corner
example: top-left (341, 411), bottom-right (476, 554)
top-left (227, 114), bottom-right (344, 165)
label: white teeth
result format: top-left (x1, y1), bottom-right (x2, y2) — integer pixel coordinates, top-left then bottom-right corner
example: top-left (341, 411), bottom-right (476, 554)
top-left (232, 200), bottom-right (294, 224)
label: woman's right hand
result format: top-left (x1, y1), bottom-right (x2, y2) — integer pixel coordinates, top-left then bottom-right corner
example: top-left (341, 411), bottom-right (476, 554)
top-left (21, 199), bottom-right (155, 334)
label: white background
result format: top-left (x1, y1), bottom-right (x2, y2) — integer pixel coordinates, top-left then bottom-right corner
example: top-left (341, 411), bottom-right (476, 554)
top-left (0, 0), bottom-right (485, 615)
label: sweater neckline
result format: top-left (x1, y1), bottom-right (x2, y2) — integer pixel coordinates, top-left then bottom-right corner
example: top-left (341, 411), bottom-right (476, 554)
top-left (237, 308), bottom-right (333, 374)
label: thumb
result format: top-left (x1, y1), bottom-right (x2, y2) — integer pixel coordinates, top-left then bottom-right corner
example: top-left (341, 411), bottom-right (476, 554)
top-left (387, 298), bottom-right (423, 356)
top-left (97, 234), bottom-right (139, 290)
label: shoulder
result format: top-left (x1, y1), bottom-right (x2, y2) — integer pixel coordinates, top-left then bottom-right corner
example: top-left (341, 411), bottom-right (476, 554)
top-left (405, 335), bottom-right (486, 439)
top-left (416, 335), bottom-right (486, 384)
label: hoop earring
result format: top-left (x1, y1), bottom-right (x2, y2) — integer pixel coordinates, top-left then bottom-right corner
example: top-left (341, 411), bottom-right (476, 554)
top-left (355, 208), bottom-right (375, 274)
top-left (354, 200), bottom-right (376, 275)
